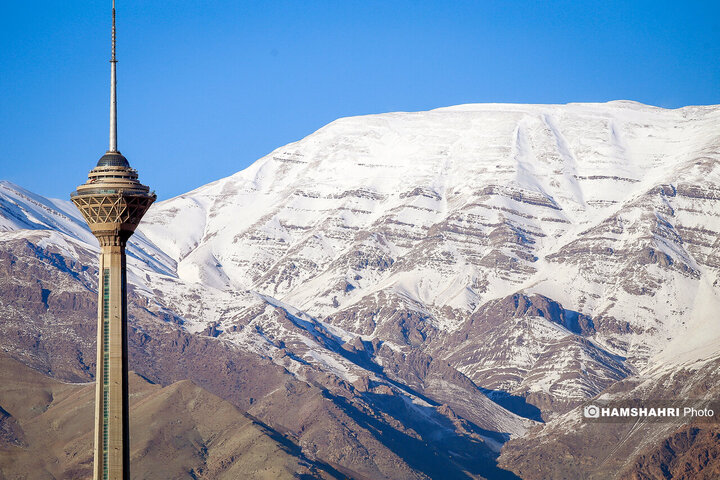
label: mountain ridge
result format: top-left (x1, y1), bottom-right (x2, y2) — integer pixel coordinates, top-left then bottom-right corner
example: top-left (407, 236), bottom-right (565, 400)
top-left (2, 100), bottom-right (719, 478)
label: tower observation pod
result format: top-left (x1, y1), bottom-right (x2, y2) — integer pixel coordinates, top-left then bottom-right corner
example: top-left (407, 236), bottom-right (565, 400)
top-left (70, 2), bottom-right (155, 479)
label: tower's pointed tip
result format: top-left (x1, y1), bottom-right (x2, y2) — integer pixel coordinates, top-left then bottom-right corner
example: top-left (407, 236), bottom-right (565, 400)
top-left (109, 0), bottom-right (118, 153)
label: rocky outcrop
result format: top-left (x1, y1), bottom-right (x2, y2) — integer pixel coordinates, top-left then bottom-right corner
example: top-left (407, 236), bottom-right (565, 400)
top-left (621, 424), bottom-right (720, 480)
top-left (498, 356), bottom-right (720, 479)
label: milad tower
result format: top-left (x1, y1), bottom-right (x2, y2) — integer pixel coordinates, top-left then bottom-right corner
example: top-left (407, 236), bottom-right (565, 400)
top-left (71, 1), bottom-right (155, 479)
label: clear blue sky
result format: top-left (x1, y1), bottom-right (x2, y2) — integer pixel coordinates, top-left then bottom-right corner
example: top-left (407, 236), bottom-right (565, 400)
top-left (1, 0), bottom-right (718, 200)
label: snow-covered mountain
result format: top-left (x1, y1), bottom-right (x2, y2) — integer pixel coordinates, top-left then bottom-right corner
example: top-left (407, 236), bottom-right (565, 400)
top-left (2, 101), bottom-right (719, 479)
top-left (141, 100), bottom-right (720, 406)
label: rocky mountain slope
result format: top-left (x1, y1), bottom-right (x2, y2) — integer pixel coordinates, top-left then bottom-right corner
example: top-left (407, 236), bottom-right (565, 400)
top-left (0, 353), bottom-right (338, 479)
top-left (1, 101), bottom-right (719, 478)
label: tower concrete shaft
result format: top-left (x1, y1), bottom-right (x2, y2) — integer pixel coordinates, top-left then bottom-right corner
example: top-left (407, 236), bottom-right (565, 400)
top-left (70, 2), bottom-right (155, 479)
top-left (95, 242), bottom-right (129, 480)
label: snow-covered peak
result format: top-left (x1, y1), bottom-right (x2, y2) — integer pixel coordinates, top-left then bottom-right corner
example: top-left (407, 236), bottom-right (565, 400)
top-left (0, 180), bottom-right (94, 242)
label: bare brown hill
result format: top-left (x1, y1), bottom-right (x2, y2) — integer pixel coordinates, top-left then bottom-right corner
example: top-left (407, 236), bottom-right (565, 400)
top-left (0, 353), bottom-right (337, 479)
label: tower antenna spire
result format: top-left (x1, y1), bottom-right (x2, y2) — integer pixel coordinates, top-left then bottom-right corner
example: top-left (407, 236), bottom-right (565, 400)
top-left (109, 0), bottom-right (118, 152)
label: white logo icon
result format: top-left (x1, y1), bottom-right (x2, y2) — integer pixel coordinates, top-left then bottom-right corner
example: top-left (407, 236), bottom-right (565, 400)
top-left (584, 405), bottom-right (600, 418)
